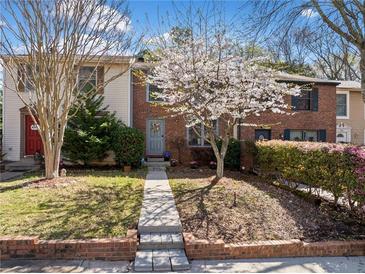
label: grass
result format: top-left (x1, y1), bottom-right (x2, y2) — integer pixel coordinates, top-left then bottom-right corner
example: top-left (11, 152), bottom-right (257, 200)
top-left (0, 172), bottom-right (40, 188)
top-left (0, 169), bottom-right (145, 239)
top-left (168, 167), bottom-right (365, 243)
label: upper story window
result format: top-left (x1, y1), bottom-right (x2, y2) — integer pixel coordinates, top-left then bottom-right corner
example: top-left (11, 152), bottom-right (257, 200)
top-left (291, 88), bottom-right (318, 111)
top-left (78, 66), bottom-right (97, 93)
top-left (17, 64), bottom-right (35, 92)
top-left (336, 91), bottom-right (349, 119)
top-left (146, 83), bottom-right (163, 102)
top-left (187, 121), bottom-right (218, 147)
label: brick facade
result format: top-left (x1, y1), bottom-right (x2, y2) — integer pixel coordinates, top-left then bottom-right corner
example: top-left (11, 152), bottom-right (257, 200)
top-left (239, 84), bottom-right (337, 143)
top-left (132, 73), bottom-right (215, 164)
top-left (133, 72), bottom-right (337, 165)
top-left (183, 233), bottom-right (365, 260)
top-left (0, 230), bottom-right (137, 261)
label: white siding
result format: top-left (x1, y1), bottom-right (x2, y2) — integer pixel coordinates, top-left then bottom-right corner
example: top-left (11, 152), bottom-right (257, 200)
top-left (3, 66), bottom-right (27, 161)
top-left (2, 63), bottom-right (131, 161)
top-left (103, 64), bottom-right (131, 125)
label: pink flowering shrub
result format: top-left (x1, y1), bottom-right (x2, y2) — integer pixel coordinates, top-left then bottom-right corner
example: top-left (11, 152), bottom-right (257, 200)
top-left (256, 140), bottom-right (365, 212)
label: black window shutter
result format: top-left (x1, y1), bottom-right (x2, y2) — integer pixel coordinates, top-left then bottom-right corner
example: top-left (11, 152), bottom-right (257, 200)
top-left (311, 88), bottom-right (319, 111)
top-left (317, 129), bottom-right (326, 142)
top-left (291, 95), bottom-right (298, 111)
top-left (283, 129), bottom-right (290, 140)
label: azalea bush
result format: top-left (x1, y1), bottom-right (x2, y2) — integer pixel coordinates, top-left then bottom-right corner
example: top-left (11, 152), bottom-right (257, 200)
top-left (256, 140), bottom-right (365, 212)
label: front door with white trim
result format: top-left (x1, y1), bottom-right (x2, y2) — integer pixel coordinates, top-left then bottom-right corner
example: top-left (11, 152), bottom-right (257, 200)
top-left (147, 119), bottom-right (165, 155)
top-left (336, 126), bottom-right (351, 143)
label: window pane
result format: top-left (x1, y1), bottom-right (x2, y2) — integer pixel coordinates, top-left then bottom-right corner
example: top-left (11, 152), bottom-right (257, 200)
top-left (148, 84), bottom-right (163, 102)
top-left (79, 67), bottom-right (96, 80)
top-left (296, 90), bottom-right (311, 110)
top-left (289, 130), bottom-right (303, 141)
top-left (336, 94), bottom-right (347, 105)
top-left (336, 94), bottom-right (347, 116)
top-left (188, 126), bottom-right (202, 146)
top-left (336, 105), bottom-right (347, 116)
top-left (303, 130), bottom-right (317, 142)
top-left (78, 67), bottom-right (97, 93)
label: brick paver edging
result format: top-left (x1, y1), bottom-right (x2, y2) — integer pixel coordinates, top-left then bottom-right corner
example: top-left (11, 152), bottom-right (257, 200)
top-left (0, 230), bottom-right (137, 261)
top-left (183, 233), bottom-right (365, 260)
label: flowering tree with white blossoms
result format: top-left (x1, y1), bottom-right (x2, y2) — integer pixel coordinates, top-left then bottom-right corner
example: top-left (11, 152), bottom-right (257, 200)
top-left (148, 36), bottom-right (300, 180)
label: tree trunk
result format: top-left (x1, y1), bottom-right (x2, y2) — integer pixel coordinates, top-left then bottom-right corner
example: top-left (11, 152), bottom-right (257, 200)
top-left (360, 46), bottom-right (365, 103)
top-left (216, 156), bottom-right (224, 179)
top-left (44, 146), bottom-right (61, 179)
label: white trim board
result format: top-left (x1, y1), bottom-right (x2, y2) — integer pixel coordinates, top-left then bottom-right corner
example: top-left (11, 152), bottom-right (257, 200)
top-left (336, 90), bottom-right (350, 119)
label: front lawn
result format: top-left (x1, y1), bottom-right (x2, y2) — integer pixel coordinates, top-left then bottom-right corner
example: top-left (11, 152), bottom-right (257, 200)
top-left (168, 167), bottom-right (365, 243)
top-left (0, 169), bottom-right (145, 239)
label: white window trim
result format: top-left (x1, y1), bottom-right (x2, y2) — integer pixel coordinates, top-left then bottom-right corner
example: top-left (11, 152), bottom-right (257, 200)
top-left (336, 90), bottom-right (350, 119)
top-left (78, 66), bottom-right (98, 91)
top-left (186, 122), bottom-right (219, 147)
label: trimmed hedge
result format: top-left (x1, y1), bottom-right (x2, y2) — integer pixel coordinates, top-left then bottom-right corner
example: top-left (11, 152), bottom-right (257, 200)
top-left (256, 140), bottom-right (365, 212)
top-left (111, 126), bottom-right (144, 167)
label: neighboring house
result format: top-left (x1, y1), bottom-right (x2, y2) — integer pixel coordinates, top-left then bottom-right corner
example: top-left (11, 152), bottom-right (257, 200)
top-left (2, 57), bottom-right (132, 161)
top-left (336, 81), bottom-right (365, 145)
top-left (240, 73), bottom-right (339, 144)
top-left (2, 58), bottom-right (342, 164)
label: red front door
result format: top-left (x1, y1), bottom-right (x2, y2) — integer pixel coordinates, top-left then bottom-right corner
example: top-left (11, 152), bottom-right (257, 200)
top-left (25, 115), bottom-right (43, 155)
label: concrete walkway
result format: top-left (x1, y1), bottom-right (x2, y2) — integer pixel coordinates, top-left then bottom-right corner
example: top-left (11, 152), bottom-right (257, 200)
top-left (1, 256), bottom-right (364, 272)
top-left (134, 166), bottom-right (189, 272)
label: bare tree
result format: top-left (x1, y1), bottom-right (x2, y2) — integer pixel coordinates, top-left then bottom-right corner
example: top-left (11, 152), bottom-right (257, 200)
top-left (247, 0), bottom-right (365, 102)
top-left (0, 0), bottom-right (139, 178)
top-left (306, 29), bottom-right (360, 80)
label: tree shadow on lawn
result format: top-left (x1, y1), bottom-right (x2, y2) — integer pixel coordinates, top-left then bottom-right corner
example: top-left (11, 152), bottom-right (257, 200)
top-left (25, 183), bottom-right (143, 239)
top-left (169, 168), bottom-right (365, 242)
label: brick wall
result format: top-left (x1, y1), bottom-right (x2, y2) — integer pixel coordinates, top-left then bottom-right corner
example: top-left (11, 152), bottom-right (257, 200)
top-left (133, 73), bottom-right (337, 165)
top-left (0, 230), bottom-right (137, 261)
top-left (240, 84), bottom-right (337, 143)
top-left (132, 73), bottom-right (213, 164)
top-left (183, 233), bottom-right (365, 260)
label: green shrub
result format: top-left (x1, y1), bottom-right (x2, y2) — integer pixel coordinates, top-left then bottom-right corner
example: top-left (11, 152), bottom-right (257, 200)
top-left (255, 140), bottom-right (364, 212)
top-left (217, 138), bottom-right (241, 170)
top-left (63, 94), bottom-right (120, 166)
top-left (111, 126), bottom-right (144, 167)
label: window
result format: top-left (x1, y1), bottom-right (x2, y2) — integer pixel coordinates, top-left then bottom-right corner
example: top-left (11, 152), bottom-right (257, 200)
top-left (289, 130), bottom-right (318, 141)
top-left (286, 129), bottom-right (325, 142)
top-left (147, 83), bottom-right (163, 102)
top-left (292, 88), bottom-right (318, 111)
top-left (336, 92), bottom-right (349, 118)
top-left (78, 66), bottom-right (97, 93)
top-left (296, 89), bottom-right (311, 110)
top-left (187, 121), bottom-right (218, 146)
top-left (23, 65), bottom-right (35, 92)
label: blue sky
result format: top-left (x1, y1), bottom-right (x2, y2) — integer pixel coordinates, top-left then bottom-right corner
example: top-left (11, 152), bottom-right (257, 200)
top-left (127, 0), bottom-right (250, 37)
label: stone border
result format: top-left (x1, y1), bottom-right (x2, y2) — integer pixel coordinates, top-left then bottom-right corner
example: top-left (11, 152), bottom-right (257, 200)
top-left (0, 230), bottom-right (137, 261)
top-left (183, 233), bottom-right (365, 260)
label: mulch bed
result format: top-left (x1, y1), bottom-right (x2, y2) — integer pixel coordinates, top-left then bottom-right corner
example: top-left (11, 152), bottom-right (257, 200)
top-left (168, 167), bottom-right (365, 243)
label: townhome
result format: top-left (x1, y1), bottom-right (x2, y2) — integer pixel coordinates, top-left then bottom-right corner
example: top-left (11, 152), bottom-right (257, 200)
top-left (2, 58), bottom-right (341, 164)
top-left (336, 81), bottom-right (365, 146)
top-left (2, 57), bottom-right (133, 161)
top-left (132, 64), bottom-right (339, 164)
